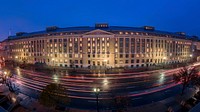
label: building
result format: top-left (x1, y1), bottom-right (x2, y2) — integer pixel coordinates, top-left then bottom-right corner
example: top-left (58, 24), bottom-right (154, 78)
top-left (1, 24), bottom-right (197, 68)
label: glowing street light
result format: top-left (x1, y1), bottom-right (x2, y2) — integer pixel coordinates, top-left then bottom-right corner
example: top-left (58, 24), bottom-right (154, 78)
top-left (103, 79), bottom-right (108, 85)
top-left (102, 78), bottom-right (109, 90)
top-left (53, 74), bottom-right (59, 83)
top-left (190, 54), bottom-right (193, 58)
top-left (4, 71), bottom-right (7, 75)
top-left (93, 88), bottom-right (100, 93)
top-left (93, 87), bottom-right (100, 112)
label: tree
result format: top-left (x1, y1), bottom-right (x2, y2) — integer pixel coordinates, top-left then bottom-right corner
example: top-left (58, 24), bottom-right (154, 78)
top-left (101, 93), bottom-right (131, 112)
top-left (173, 66), bottom-right (199, 95)
top-left (113, 95), bottom-right (131, 112)
top-left (39, 83), bottom-right (70, 111)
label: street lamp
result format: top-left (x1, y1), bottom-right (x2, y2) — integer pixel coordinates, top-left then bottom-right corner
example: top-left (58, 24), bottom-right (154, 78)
top-left (93, 88), bottom-right (100, 112)
top-left (4, 71), bottom-right (7, 75)
top-left (189, 54), bottom-right (193, 63)
top-left (53, 74), bottom-right (59, 83)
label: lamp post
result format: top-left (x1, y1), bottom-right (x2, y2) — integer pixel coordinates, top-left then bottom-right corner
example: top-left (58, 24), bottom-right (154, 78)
top-left (93, 88), bottom-right (100, 112)
top-left (189, 54), bottom-right (193, 63)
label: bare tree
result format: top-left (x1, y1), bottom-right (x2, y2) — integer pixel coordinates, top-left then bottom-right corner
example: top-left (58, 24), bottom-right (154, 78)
top-left (173, 66), bottom-right (199, 95)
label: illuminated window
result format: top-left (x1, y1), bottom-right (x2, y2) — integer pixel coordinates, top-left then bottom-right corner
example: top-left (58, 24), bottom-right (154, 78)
top-left (69, 43), bottom-right (72, 47)
top-left (115, 49), bottom-right (118, 52)
top-left (75, 54), bottom-right (78, 58)
top-left (88, 38), bottom-right (90, 41)
top-left (147, 48), bottom-right (149, 52)
top-left (102, 38), bottom-right (105, 41)
top-left (107, 43), bottom-right (109, 46)
top-left (107, 38), bottom-right (109, 40)
top-left (80, 38), bottom-right (82, 41)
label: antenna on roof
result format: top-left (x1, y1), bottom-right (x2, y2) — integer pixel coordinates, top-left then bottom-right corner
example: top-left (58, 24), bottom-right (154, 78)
top-left (8, 28), bottom-right (11, 36)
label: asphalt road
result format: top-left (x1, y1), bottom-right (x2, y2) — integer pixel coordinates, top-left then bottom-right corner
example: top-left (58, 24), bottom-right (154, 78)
top-left (2, 65), bottom-right (187, 110)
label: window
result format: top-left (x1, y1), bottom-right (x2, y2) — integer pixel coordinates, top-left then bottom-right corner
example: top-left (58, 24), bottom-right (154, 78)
top-left (75, 54), bottom-right (78, 58)
top-left (69, 54), bottom-right (72, 58)
top-left (136, 59), bottom-right (140, 63)
top-left (75, 60), bottom-right (78, 63)
top-left (120, 54), bottom-right (123, 58)
top-left (126, 54), bottom-right (129, 58)
top-left (131, 60), bottom-right (134, 63)
top-left (142, 59), bottom-right (145, 63)
top-left (131, 54), bottom-right (134, 58)
top-left (125, 60), bottom-right (129, 63)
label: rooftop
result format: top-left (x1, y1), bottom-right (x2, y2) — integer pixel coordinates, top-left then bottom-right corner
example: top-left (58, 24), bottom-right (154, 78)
top-left (8, 24), bottom-right (194, 40)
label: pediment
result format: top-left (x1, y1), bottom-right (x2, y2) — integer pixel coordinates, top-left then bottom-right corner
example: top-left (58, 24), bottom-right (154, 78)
top-left (83, 29), bottom-right (114, 35)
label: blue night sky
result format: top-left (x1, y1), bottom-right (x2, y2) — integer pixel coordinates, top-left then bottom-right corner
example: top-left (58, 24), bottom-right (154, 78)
top-left (0, 0), bottom-right (200, 41)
